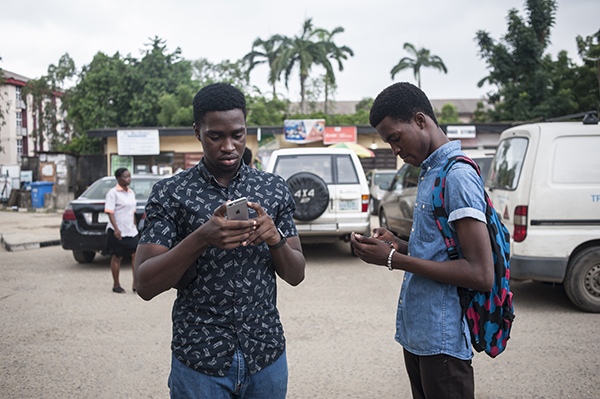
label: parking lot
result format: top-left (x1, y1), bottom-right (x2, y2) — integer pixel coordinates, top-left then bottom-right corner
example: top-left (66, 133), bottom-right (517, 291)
top-left (1, 211), bottom-right (599, 398)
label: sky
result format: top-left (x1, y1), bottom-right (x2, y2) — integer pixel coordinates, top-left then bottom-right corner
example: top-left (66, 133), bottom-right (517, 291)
top-left (1, 0), bottom-right (599, 102)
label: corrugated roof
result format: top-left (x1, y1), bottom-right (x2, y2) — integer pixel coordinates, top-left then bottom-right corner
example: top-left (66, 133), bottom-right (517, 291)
top-left (1, 69), bottom-right (31, 83)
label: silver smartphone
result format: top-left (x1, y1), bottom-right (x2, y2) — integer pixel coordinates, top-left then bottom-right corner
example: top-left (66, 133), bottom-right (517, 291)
top-left (226, 197), bottom-right (249, 220)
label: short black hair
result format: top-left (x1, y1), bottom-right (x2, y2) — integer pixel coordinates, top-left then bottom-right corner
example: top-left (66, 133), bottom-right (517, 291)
top-left (114, 168), bottom-right (128, 179)
top-left (369, 82), bottom-right (439, 128)
top-left (193, 83), bottom-right (247, 126)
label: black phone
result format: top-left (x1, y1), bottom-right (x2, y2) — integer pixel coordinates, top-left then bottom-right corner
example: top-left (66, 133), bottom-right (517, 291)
top-left (226, 197), bottom-right (249, 220)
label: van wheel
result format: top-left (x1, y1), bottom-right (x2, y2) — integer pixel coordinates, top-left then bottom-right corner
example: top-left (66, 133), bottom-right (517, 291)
top-left (73, 250), bottom-right (96, 263)
top-left (379, 210), bottom-right (389, 230)
top-left (286, 172), bottom-right (330, 221)
top-left (564, 246), bottom-right (600, 313)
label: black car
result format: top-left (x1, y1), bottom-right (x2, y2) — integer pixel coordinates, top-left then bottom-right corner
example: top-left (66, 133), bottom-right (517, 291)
top-left (60, 174), bottom-right (167, 263)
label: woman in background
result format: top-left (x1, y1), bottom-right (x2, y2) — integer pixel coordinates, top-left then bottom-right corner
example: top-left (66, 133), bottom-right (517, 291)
top-left (104, 168), bottom-right (138, 293)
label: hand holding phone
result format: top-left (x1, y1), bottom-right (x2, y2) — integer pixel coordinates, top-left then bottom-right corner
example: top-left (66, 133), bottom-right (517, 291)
top-left (226, 197), bottom-right (249, 220)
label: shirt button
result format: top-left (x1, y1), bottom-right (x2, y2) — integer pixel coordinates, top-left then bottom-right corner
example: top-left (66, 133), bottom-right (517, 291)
top-left (420, 176), bottom-right (424, 181)
top-left (411, 227), bottom-right (414, 232)
top-left (399, 299), bottom-right (403, 304)
top-left (404, 276), bottom-right (406, 281)
top-left (408, 252), bottom-right (411, 256)
top-left (428, 166), bottom-right (431, 170)
top-left (422, 204), bottom-right (425, 209)
top-left (414, 202), bottom-right (418, 207)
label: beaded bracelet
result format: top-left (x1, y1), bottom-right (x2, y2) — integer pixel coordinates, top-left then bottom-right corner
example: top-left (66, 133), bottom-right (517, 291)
top-left (387, 248), bottom-right (396, 271)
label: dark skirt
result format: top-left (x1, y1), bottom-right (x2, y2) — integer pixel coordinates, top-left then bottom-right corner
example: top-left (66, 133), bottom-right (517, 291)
top-left (105, 228), bottom-right (139, 257)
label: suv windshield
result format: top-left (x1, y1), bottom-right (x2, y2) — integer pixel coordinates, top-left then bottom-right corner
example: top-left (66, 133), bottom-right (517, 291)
top-left (487, 137), bottom-right (528, 190)
top-left (274, 154), bottom-right (359, 184)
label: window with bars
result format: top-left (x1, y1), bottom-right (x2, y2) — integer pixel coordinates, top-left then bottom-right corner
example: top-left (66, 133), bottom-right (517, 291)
top-left (16, 111), bottom-right (22, 128)
top-left (16, 86), bottom-right (21, 102)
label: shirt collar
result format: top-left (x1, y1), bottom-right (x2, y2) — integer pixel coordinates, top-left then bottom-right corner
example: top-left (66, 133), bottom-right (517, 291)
top-left (196, 157), bottom-right (248, 187)
top-left (115, 184), bottom-right (132, 192)
top-left (420, 140), bottom-right (461, 171)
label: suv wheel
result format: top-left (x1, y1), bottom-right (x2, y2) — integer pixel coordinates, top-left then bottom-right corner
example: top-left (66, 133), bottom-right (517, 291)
top-left (286, 172), bottom-right (330, 221)
top-left (73, 250), bottom-right (96, 264)
top-left (564, 246), bottom-right (600, 313)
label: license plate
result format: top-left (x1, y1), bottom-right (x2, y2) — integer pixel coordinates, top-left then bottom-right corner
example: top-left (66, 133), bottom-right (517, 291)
top-left (98, 213), bottom-right (109, 223)
top-left (339, 200), bottom-right (359, 211)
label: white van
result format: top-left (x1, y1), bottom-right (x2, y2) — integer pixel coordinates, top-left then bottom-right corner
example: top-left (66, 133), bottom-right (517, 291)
top-left (266, 147), bottom-right (371, 253)
top-left (486, 117), bottom-right (600, 312)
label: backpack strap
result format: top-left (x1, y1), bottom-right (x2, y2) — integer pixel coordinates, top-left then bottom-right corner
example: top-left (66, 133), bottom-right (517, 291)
top-left (431, 155), bottom-right (482, 261)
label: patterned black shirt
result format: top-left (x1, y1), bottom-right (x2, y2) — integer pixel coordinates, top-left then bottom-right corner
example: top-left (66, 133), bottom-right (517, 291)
top-left (139, 160), bottom-right (297, 376)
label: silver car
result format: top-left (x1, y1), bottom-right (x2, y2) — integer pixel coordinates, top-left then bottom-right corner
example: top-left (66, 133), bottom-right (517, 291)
top-left (378, 149), bottom-right (495, 239)
top-left (365, 168), bottom-right (397, 215)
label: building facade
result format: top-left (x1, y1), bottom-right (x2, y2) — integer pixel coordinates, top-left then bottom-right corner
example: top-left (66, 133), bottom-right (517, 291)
top-left (0, 70), bottom-right (65, 167)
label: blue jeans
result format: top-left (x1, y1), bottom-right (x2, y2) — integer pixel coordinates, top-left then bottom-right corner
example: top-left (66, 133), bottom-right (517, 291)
top-left (168, 347), bottom-right (288, 399)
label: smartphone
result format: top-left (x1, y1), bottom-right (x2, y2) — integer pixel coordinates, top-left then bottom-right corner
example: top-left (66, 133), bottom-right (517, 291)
top-left (226, 197), bottom-right (249, 220)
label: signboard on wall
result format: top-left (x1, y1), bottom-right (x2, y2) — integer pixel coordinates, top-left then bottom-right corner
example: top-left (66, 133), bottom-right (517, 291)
top-left (117, 130), bottom-right (160, 155)
top-left (283, 119), bottom-right (325, 143)
top-left (446, 125), bottom-right (476, 139)
top-left (323, 126), bottom-right (357, 144)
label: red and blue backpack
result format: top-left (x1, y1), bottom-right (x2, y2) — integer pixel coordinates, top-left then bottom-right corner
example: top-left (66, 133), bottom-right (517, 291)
top-left (431, 155), bottom-right (515, 358)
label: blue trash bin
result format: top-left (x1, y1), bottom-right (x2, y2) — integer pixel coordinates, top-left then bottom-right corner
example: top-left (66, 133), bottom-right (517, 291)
top-left (31, 181), bottom-right (54, 208)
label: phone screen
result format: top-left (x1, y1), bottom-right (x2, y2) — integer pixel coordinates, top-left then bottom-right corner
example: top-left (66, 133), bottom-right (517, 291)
top-left (226, 197), bottom-right (249, 220)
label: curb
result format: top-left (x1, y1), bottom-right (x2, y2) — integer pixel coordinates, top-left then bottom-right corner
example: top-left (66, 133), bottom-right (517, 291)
top-left (0, 235), bottom-right (61, 252)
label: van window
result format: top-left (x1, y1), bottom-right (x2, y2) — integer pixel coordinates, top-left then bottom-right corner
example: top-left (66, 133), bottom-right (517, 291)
top-left (553, 136), bottom-right (600, 184)
top-left (274, 155), bottom-right (333, 183)
top-left (487, 137), bottom-right (528, 190)
top-left (336, 155), bottom-right (359, 184)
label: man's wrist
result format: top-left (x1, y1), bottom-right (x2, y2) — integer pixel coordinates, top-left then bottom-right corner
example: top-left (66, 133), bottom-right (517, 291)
top-left (268, 228), bottom-right (287, 249)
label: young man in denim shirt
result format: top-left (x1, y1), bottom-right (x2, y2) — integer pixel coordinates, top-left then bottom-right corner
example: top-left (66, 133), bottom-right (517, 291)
top-left (351, 82), bottom-right (493, 399)
top-left (134, 83), bottom-right (305, 399)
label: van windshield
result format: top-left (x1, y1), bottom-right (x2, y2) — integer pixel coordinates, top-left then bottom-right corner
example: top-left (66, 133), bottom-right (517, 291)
top-left (487, 137), bottom-right (528, 190)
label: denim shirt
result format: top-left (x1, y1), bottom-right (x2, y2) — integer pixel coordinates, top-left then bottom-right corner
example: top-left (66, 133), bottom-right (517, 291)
top-left (395, 141), bottom-right (487, 360)
top-left (140, 159), bottom-right (297, 376)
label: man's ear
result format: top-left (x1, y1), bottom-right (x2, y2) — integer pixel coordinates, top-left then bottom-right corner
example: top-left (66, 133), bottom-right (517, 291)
top-left (413, 112), bottom-right (427, 129)
top-left (193, 123), bottom-right (201, 142)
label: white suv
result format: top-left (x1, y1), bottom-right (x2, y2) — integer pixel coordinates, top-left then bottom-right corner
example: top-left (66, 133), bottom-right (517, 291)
top-left (487, 116), bottom-right (600, 312)
top-left (266, 148), bottom-right (371, 252)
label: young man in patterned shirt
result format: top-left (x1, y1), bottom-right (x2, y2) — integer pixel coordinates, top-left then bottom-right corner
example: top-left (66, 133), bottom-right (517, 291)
top-left (351, 82), bottom-right (493, 399)
top-left (134, 83), bottom-right (306, 399)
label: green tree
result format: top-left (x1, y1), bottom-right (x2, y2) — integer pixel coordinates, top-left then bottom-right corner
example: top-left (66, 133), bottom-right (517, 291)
top-left (246, 92), bottom-right (289, 126)
top-left (192, 58), bottom-right (249, 92)
top-left (66, 51), bottom-right (131, 133)
top-left (22, 53), bottom-right (76, 151)
top-left (577, 29), bottom-right (600, 112)
top-left (157, 84), bottom-right (196, 127)
top-left (279, 18), bottom-right (336, 114)
top-left (390, 43), bottom-right (448, 88)
top-left (127, 36), bottom-right (193, 126)
top-left (243, 35), bottom-right (287, 98)
top-left (475, 0), bottom-right (558, 121)
top-left (437, 103), bottom-right (461, 124)
top-left (313, 26), bottom-right (353, 113)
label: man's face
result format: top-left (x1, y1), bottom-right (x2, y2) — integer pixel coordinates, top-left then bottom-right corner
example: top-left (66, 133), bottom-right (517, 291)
top-left (375, 114), bottom-right (431, 167)
top-left (194, 109), bottom-right (247, 178)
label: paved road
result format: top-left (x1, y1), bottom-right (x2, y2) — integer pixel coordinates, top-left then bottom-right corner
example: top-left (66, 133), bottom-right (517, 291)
top-left (1, 211), bottom-right (599, 398)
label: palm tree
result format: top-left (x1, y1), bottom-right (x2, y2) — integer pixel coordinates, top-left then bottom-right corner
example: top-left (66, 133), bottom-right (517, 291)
top-left (314, 26), bottom-right (354, 113)
top-left (243, 34), bottom-right (287, 98)
top-left (391, 43), bottom-right (448, 88)
top-left (278, 19), bottom-right (334, 114)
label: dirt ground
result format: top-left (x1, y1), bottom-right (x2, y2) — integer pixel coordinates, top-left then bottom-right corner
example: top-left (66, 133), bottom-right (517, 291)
top-left (1, 210), bottom-right (599, 398)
